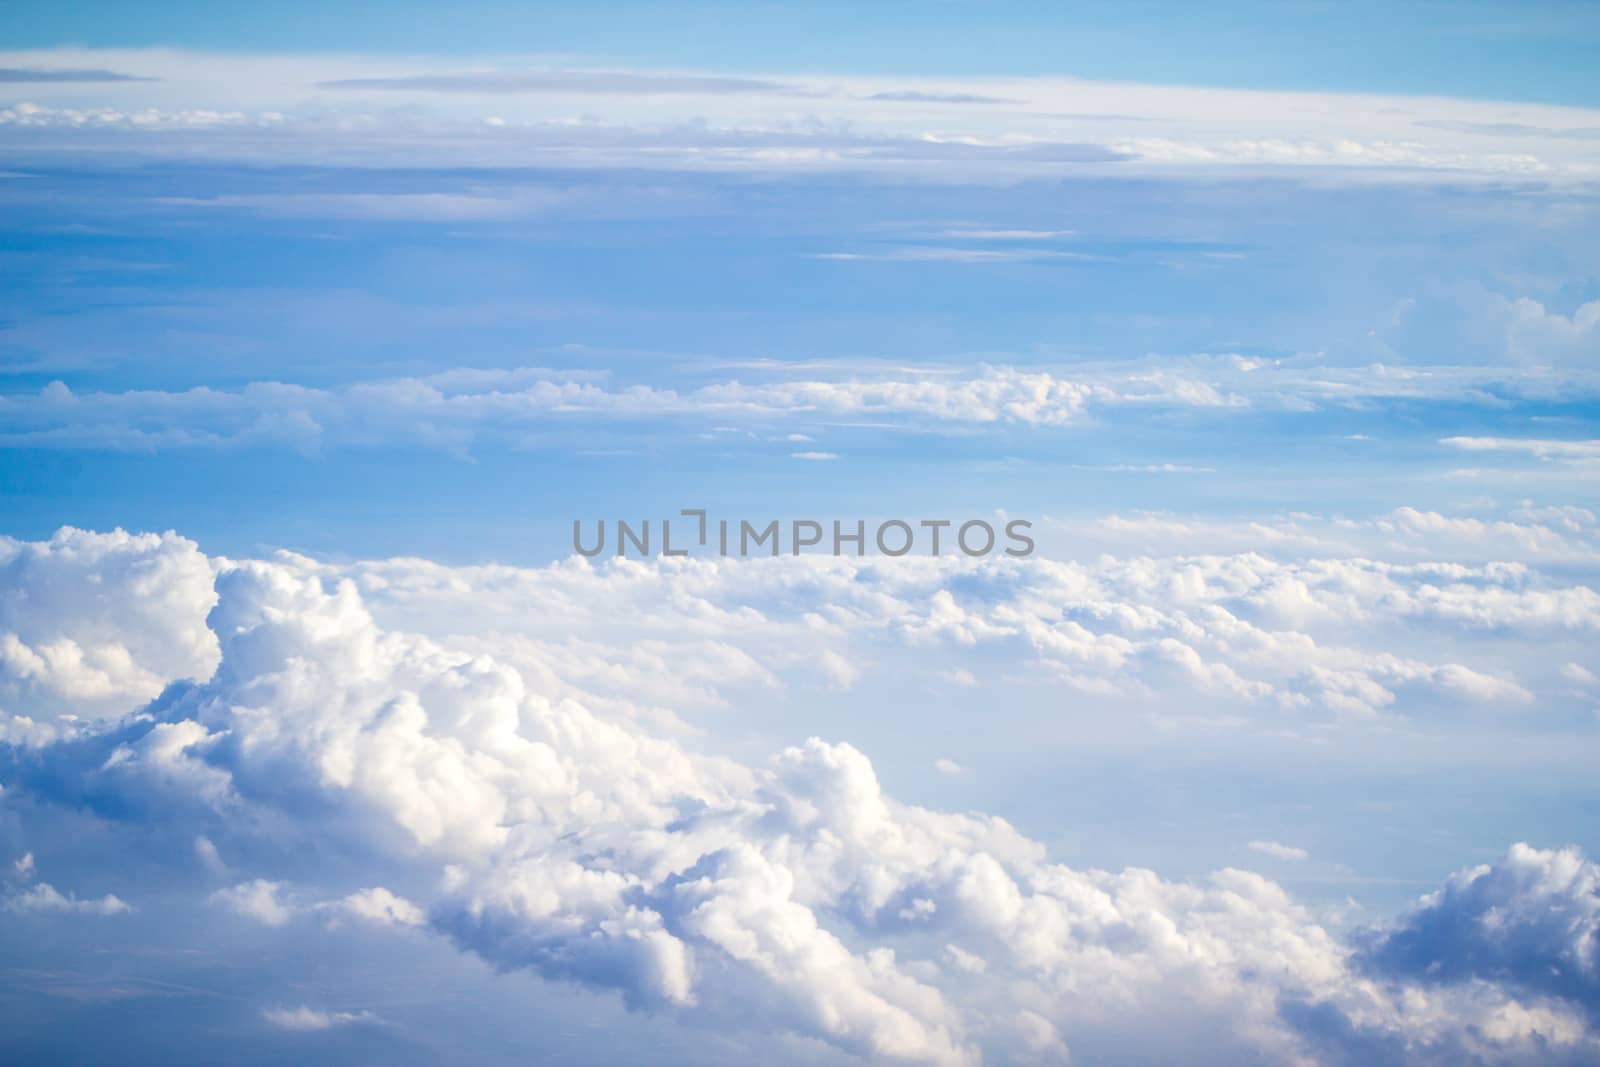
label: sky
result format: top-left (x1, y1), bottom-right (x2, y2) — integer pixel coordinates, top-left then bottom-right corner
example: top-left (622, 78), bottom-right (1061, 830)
top-left (1, 4), bottom-right (1599, 1066)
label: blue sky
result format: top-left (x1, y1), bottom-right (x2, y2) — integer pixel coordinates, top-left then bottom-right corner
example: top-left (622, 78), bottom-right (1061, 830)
top-left (2, 162), bottom-right (1595, 560)
top-left (7, 1), bottom-right (1600, 105)
top-left (2, 6), bottom-right (1600, 1066)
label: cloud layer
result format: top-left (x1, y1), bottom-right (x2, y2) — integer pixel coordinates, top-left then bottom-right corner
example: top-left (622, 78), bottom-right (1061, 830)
top-left (1, 526), bottom-right (1598, 1064)
top-left (4, 48), bottom-right (1600, 179)
top-left (4, 358), bottom-right (1595, 454)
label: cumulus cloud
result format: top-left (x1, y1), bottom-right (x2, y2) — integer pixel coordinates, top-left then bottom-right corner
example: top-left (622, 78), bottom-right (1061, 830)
top-left (336, 886), bottom-right (426, 927)
top-left (1361, 843), bottom-right (1600, 1016)
top-left (213, 879), bottom-right (294, 926)
top-left (0, 527), bottom-right (219, 726)
top-left (0, 527), bottom-right (1597, 1063)
top-left (4, 358), bottom-right (1597, 455)
top-left (1249, 840), bottom-right (1310, 861)
top-left (4, 518), bottom-right (1590, 758)
top-left (5, 880), bottom-right (130, 915)
top-left (1497, 297), bottom-right (1600, 365)
top-left (0, 365), bottom-right (1100, 450)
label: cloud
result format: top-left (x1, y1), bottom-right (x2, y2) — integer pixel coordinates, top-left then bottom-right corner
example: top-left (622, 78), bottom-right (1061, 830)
top-left (3, 48), bottom-right (1600, 181)
top-left (158, 188), bottom-right (569, 221)
top-left (1248, 840), bottom-right (1309, 861)
top-left (1046, 504), bottom-right (1600, 565)
top-left (1563, 663), bottom-right (1599, 687)
top-left (1497, 298), bottom-right (1600, 364)
top-left (1070, 463), bottom-right (1215, 473)
top-left (0, 365), bottom-right (1104, 451)
top-left (6, 358), bottom-right (1597, 455)
top-left (4, 516), bottom-right (1591, 789)
top-left (938, 229), bottom-right (1076, 240)
top-left (194, 835), bottom-right (227, 875)
top-left (1360, 843), bottom-right (1600, 1018)
top-left (0, 527), bottom-right (219, 726)
top-left (1, 526), bottom-right (1598, 1062)
top-left (1442, 436), bottom-right (1600, 462)
top-left (5, 881), bottom-right (130, 915)
top-left (337, 887), bottom-right (425, 927)
top-left (0, 101), bottom-right (268, 130)
top-left (213, 879), bottom-right (294, 926)
top-left (812, 247), bottom-right (1092, 263)
top-left (318, 70), bottom-right (800, 96)
top-left (1415, 119), bottom-right (1600, 141)
top-left (865, 91), bottom-right (1016, 105)
top-left (262, 1006), bottom-right (379, 1031)
top-left (0, 67), bottom-right (155, 83)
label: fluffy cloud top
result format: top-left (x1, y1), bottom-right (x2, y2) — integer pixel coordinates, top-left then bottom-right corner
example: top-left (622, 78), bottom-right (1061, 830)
top-left (0, 528), bottom-right (218, 730)
top-left (1362, 843), bottom-right (1600, 1016)
top-left (0, 526), bottom-right (1597, 1063)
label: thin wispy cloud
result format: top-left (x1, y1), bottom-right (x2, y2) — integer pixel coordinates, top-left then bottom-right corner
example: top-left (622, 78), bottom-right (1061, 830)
top-left (1248, 840), bottom-right (1310, 861)
top-left (318, 70), bottom-right (804, 96)
top-left (865, 90), bottom-right (1016, 104)
top-left (3, 48), bottom-right (1599, 180)
top-left (938, 228), bottom-right (1076, 239)
top-left (812, 247), bottom-right (1094, 263)
top-left (1441, 436), bottom-right (1600, 461)
top-left (0, 67), bottom-right (155, 83)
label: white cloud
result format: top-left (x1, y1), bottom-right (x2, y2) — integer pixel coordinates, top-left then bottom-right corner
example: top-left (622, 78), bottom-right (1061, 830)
top-left (1, 526), bottom-right (1598, 1063)
top-left (813, 247), bottom-right (1091, 263)
top-left (1441, 436), bottom-right (1600, 462)
top-left (337, 887), bottom-right (426, 927)
top-left (161, 188), bottom-right (569, 221)
top-left (1562, 663), bottom-right (1598, 686)
top-left (3, 48), bottom-right (1600, 182)
top-left (194, 835), bottom-right (228, 875)
top-left (939, 229), bottom-right (1075, 240)
top-left (1248, 840), bottom-right (1309, 861)
top-left (1498, 296), bottom-right (1600, 364)
top-left (212, 879), bottom-right (294, 926)
top-left (5, 881), bottom-right (130, 915)
top-left (0, 527), bottom-right (219, 723)
top-left (262, 1006), bottom-right (379, 1031)
top-left (5, 359), bottom-right (1597, 455)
